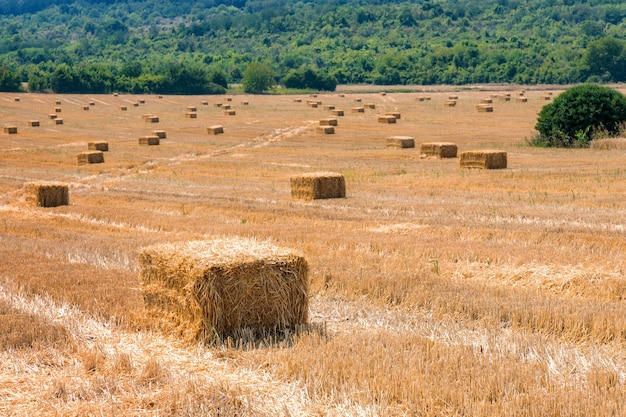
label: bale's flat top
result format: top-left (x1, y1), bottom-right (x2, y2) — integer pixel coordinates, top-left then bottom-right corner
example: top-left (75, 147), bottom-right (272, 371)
top-left (143, 237), bottom-right (300, 266)
top-left (293, 171), bottom-right (343, 179)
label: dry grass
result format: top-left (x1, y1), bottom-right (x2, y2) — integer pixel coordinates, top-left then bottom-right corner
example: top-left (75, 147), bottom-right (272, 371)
top-left (1, 88), bottom-right (626, 415)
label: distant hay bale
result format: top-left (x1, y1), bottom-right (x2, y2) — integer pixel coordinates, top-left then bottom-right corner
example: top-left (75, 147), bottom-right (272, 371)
top-left (224, 110), bottom-right (236, 116)
top-left (354, 98), bottom-right (362, 102)
top-left (460, 150), bottom-right (507, 169)
top-left (82, 105), bottom-right (90, 111)
top-left (225, 97), bottom-right (232, 102)
top-left (139, 136), bottom-right (160, 146)
top-left (138, 99), bottom-right (146, 104)
top-left (316, 126), bottom-right (335, 134)
top-left (54, 118), bottom-right (64, 125)
top-left (222, 104), bottom-right (232, 110)
top-left (498, 95), bottom-right (511, 102)
top-left (293, 99), bottom-right (302, 103)
top-left (207, 125), bottom-right (224, 135)
top-left (4, 126), bottom-right (17, 134)
top-left (152, 130), bottom-right (167, 139)
top-left (385, 112), bottom-right (401, 119)
top-left (55, 100), bottom-right (62, 105)
top-left (479, 98), bottom-right (493, 104)
top-left (476, 104), bottom-right (494, 112)
top-left (380, 92), bottom-right (387, 96)
top-left (331, 109), bottom-right (344, 116)
top-left (307, 102), bottom-right (318, 108)
top-left (386, 136), bottom-right (415, 149)
top-left (120, 106), bottom-right (128, 111)
top-left (185, 112), bottom-right (198, 119)
top-left (290, 171), bottom-right (345, 200)
top-left (187, 106), bottom-right (197, 112)
top-left (448, 95), bottom-right (459, 100)
top-left (14, 97), bottom-right (20, 102)
top-left (323, 105), bottom-right (335, 110)
top-left (113, 93), bottom-right (118, 97)
top-left (417, 96), bottom-right (426, 102)
top-left (133, 102), bottom-right (140, 107)
top-left (309, 94), bottom-right (318, 98)
top-left (49, 114), bottom-right (57, 119)
top-left (202, 101), bottom-right (209, 105)
top-left (24, 182), bottom-right (69, 207)
top-left (28, 120), bottom-right (40, 127)
top-left (541, 95), bottom-right (552, 101)
top-left (89, 101), bottom-right (95, 106)
top-left (88, 141), bottom-right (109, 152)
top-left (145, 116), bottom-right (159, 123)
top-left (351, 107), bottom-right (365, 113)
top-left (55, 107), bottom-right (62, 113)
top-left (214, 103), bottom-right (223, 107)
top-left (241, 101), bottom-right (249, 105)
top-left (319, 118), bottom-right (338, 126)
top-left (516, 97), bottom-right (528, 103)
top-left (444, 100), bottom-right (457, 107)
top-left (364, 103), bottom-right (376, 109)
top-left (138, 237), bottom-right (309, 342)
top-left (77, 150), bottom-right (104, 165)
top-left (378, 115), bottom-right (397, 124)
top-left (420, 142), bottom-right (458, 159)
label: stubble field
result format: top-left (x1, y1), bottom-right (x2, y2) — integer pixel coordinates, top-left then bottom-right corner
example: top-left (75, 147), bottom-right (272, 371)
top-left (1, 86), bottom-right (625, 416)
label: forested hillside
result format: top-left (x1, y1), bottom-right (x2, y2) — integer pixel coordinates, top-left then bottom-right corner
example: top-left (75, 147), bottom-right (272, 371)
top-left (1, 0), bottom-right (625, 93)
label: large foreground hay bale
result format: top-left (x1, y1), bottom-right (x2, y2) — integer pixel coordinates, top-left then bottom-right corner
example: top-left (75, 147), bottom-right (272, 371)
top-left (459, 150), bottom-right (507, 169)
top-left (139, 136), bottom-right (160, 145)
top-left (290, 172), bottom-right (345, 200)
top-left (139, 237), bottom-right (309, 342)
top-left (77, 150), bottom-right (105, 165)
top-left (88, 141), bottom-right (109, 151)
top-left (420, 142), bottom-right (458, 159)
top-left (24, 182), bottom-right (69, 207)
top-left (386, 136), bottom-right (415, 149)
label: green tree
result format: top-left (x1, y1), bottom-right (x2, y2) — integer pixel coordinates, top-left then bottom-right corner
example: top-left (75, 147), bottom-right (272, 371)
top-left (0, 66), bottom-right (22, 92)
top-left (534, 84), bottom-right (626, 147)
top-left (583, 37), bottom-right (626, 82)
top-left (242, 61), bottom-right (274, 93)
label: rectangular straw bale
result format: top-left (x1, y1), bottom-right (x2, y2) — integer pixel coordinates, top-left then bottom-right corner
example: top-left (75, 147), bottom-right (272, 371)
top-left (185, 112), bottom-right (198, 119)
top-left (293, 99), bottom-right (302, 103)
top-left (476, 104), bottom-right (494, 112)
top-left (365, 103), bottom-right (376, 109)
top-left (139, 237), bottom-right (309, 342)
top-left (120, 106), bottom-right (127, 111)
top-left (351, 107), bottom-right (365, 113)
top-left (28, 120), bottom-right (40, 127)
top-left (138, 99), bottom-right (146, 104)
top-left (516, 97), bottom-right (528, 103)
top-left (207, 125), bottom-right (224, 135)
top-left (89, 101), bottom-right (95, 106)
top-left (202, 101), bottom-right (209, 105)
top-left (331, 109), bottom-right (344, 116)
top-left (54, 118), bottom-right (64, 125)
top-left (222, 104), bottom-right (232, 110)
top-left (145, 116), bottom-right (159, 123)
top-left (307, 102), bottom-right (318, 108)
top-left (49, 114), bottom-right (58, 119)
top-left (241, 101), bottom-right (249, 105)
top-left (385, 112), bottom-right (401, 119)
top-left (480, 98), bottom-right (493, 104)
top-left (214, 103), bottom-right (223, 107)
top-left (187, 106), bottom-right (197, 112)
top-left (420, 142), bottom-right (458, 159)
top-left (14, 97), bottom-right (20, 102)
top-left (316, 126), bottom-right (335, 134)
top-left (224, 110), bottom-right (236, 116)
top-left (133, 102), bottom-right (140, 107)
top-left (24, 182), bottom-right (69, 207)
top-left (354, 98), bottom-right (362, 102)
top-left (498, 95), bottom-right (511, 102)
top-left (417, 96), bottom-right (426, 101)
top-left (226, 97), bottom-right (232, 102)
top-left (378, 115), bottom-right (397, 124)
top-left (77, 150), bottom-right (104, 165)
top-left (319, 118), bottom-right (338, 126)
top-left (82, 105), bottom-right (90, 111)
top-left (55, 100), bottom-right (62, 105)
top-left (152, 130), bottom-right (167, 139)
top-left (386, 136), bottom-right (415, 149)
top-left (4, 126), bottom-right (17, 134)
top-left (55, 107), bottom-right (62, 113)
top-left (88, 141), bottom-right (109, 151)
top-left (444, 100), bottom-right (457, 107)
top-left (459, 150), bottom-right (507, 169)
top-left (139, 136), bottom-right (160, 145)
top-left (290, 171), bottom-right (345, 200)
top-left (448, 95), bottom-right (459, 100)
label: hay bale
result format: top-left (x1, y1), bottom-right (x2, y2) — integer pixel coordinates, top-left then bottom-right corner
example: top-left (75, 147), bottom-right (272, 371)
top-left (498, 95), bottom-right (511, 102)
top-left (120, 106), bottom-right (128, 111)
top-left (444, 100), bottom-right (457, 107)
top-left (28, 120), bottom-right (40, 127)
top-left (202, 101), bottom-right (209, 105)
top-left (82, 105), bottom-right (90, 111)
top-left (380, 92), bottom-right (387, 96)
top-left (323, 105), bottom-right (335, 110)
top-left (338, 94), bottom-right (345, 97)
top-left (385, 112), bottom-right (401, 119)
top-left (187, 106), bottom-right (197, 112)
top-left (516, 97), bottom-right (528, 103)
top-left (54, 118), bottom-right (64, 125)
top-left (448, 95), bottom-right (459, 100)
top-left (319, 118), bottom-right (338, 126)
top-left (55, 100), bottom-right (62, 105)
top-left (138, 99), bottom-right (146, 104)
top-left (420, 142), bottom-right (458, 159)
top-left (331, 109), bottom-right (344, 116)
top-left (133, 102), bottom-right (140, 107)
top-left (77, 150), bottom-right (105, 165)
top-left (541, 95), bottom-right (552, 101)
top-left (417, 96), bottom-right (426, 102)
top-left (226, 97), bottom-right (233, 102)
top-left (139, 237), bottom-right (309, 342)
top-left (14, 97), bottom-right (20, 102)
top-left (207, 125), bottom-right (224, 135)
top-left (48, 114), bottom-right (58, 119)
top-left (89, 101), bottom-right (96, 106)
top-left (145, 116), bottom-right (159, 123)
top-left (386, 136), bottom-right (415, 149)
top-left (152, 130), bottom-right (167, 139)
top-left (354, 98), bottom-right (362, 102)
top-left (222, 104), bottom-right (232, 110)
top-left (185, 112), bottom-right (198, 119)
top-left (290, 172), bottom-right (345, 200)
top-left (316, 126), bottom-right (335, 134)
top-left (224, 110), bottom-right (236, 116)
top-left (479, 98), bottom-right (493, 104)
top-left (241, 101), bottom-right (249, 105)
top-left (55, 107), bottom-right (62, 113)
top-left (365, 103), bottom-right (376, 109)
top-left (293, 99), bottom-right (302, 103)
top-left (3, 126), bottom-right (18, 134)
top-left (214, 103), bottom-right (223, 107)
top-left (351, 107), bottom-right (365, 113)
top-left (88, 141), bottom-right (109, 151)
top-left (307, 102), bottom-right (318, 108)
top-left (476, 104), bottom-right (494, 112)
top-left (459, 150), bottom-right (507, 169)
top-left (139, 136), bottom-right (160, 146)
top-left (24, 182), bottom-right (69, 207)
top-left (378, 115), bottom-right (397, 124)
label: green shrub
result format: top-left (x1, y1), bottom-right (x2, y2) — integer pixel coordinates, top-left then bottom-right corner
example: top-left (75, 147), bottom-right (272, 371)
top-left (534, 84), bottom-right (626, 147)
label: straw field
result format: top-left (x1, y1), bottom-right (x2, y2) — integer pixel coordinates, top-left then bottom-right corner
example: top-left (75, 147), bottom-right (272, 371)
top-left (1, 87), bottom-right (626, 416)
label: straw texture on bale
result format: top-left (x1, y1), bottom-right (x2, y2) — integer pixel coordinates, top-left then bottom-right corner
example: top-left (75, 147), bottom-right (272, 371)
top-left (152, 130), bottom-right (167, 139)
top-left (480, 98), bottom-right (493, 104)
top-left (82, 106), bottom-right (90, 111)
top-left (385, 112), bottom-right (401, 119)
top-left (420, 142), bottom-right (458, 159)
top-left (49, 114), bottom-right (57, 119)
top-left (351, 107), bottom-right (365, 113)
top-left (139, 237), bottom-right (309, 342)
top-left (222, 104), bottom-right (232, 110)
top-left (24, 182), bottom-right (69, 207)
top-left (290, 172), bottom-right (345, 200)
top-left (316, 126), bottom-right (335, 134)
top-left (516, 97), bottom-right (528, 103)
top-left (319, 118), bottom-right (338, 126)
top-left (55, 100), bottom-right (62, 105)
top-left (187, 106), bottom-right (197, 112)
top-left (444, 100), bottom-right (457, 107)
top-left (28, 120), bottom-right (40, 127)
top-left (88, 141), bottom-right (109, 152)
top-left (207, 125), bottom-right (224, 135)
top-left (378, 115), bottom-right (396, 124)
top-left (185, 112), bottom-right (198, 119)
top-left (54, 119), bottom-right (64, 125)
top-left (145, 116), bottom-right (159, 123)
top-left (460, 150), bottom-right (507, 169)
top-left (120, 106), bottom-right (127, 111)
top-left (331, 109), bottom-right (344, 116)
top-left (365, 103), bottom-right (376, 109)
top-left (476, 104), bottom-right (494, 112)
top-left (448, 95), bottom-right (459, 100)
top-left (77, 150), bottom-right (105, 165)
top-left (386, 136), bottom-right (415, 149)
top-left (139, 136), bottom-right (160, 146)
top-left (55, 107), bottom-right (62, 113)
top-left (323, 105), bottom-right (335, 110)
top-left (224, 110), bottom-right (236, 116)
top-left (4, 126), bottom-right (17, 134)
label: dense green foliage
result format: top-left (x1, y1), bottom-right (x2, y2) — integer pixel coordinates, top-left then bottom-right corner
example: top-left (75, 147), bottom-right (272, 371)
top-left (0, 0), bottom-right (626, 93)
top-left (242, 61), bottom-right (274, 93)
top-left (534, 84), bottom-right (626, 147)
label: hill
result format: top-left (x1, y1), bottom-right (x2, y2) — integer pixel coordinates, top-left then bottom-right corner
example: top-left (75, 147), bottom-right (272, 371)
top-left (0, 0), bottom-right (626, 93)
